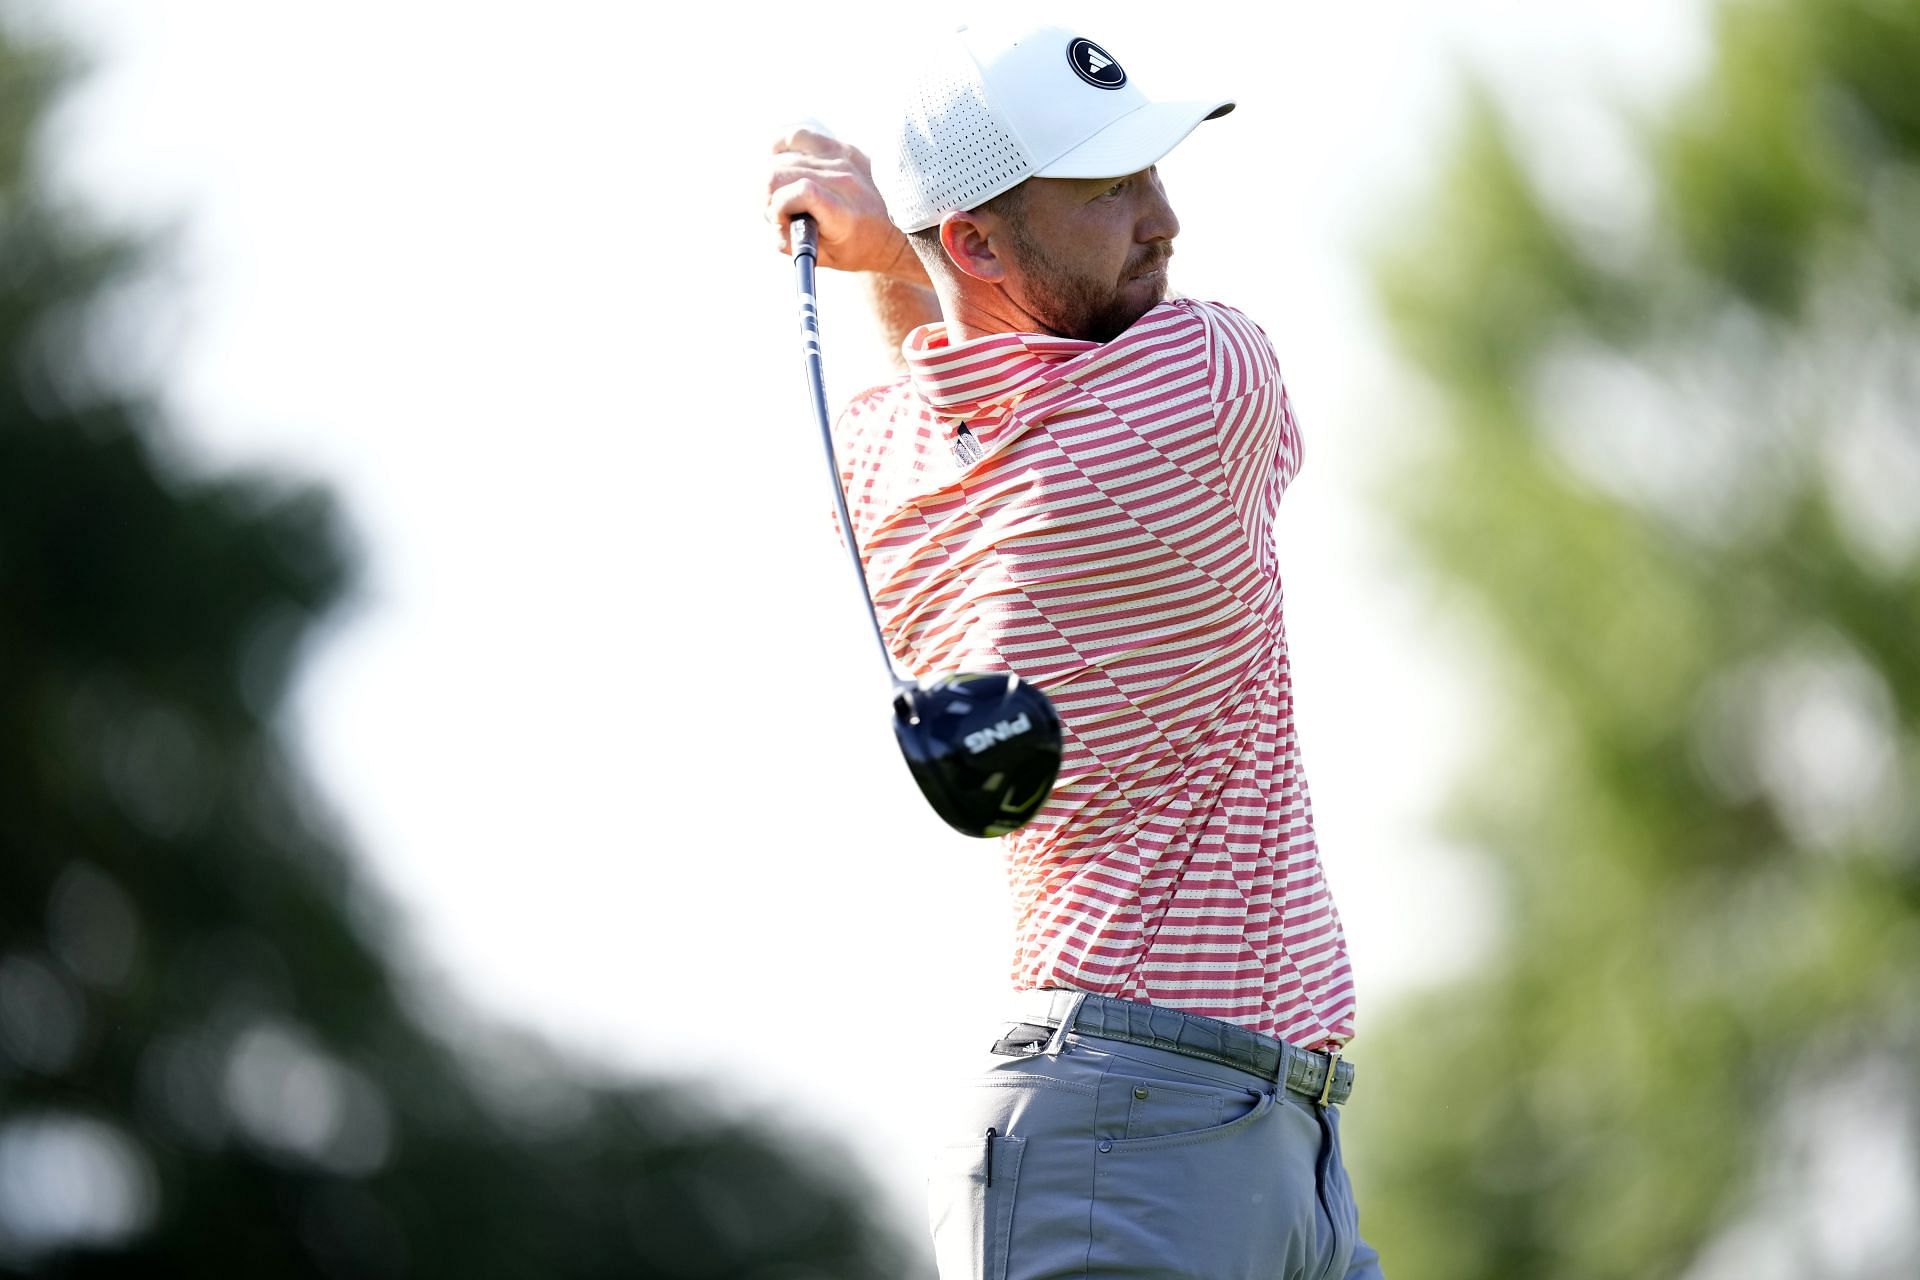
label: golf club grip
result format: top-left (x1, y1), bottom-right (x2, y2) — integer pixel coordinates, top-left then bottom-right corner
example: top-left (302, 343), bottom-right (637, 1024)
top-left (792, 213), bottom-right (819, 262)
top-left (790, 214), bottom-right (904, 687)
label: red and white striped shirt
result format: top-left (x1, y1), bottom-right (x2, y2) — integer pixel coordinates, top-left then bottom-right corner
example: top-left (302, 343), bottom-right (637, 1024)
top-left (836, 298), bottom-right (1354, 1046)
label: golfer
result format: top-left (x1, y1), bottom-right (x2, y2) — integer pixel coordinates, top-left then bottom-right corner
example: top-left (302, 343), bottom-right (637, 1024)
top-left (767, 22), bottom-right (1384, 1280)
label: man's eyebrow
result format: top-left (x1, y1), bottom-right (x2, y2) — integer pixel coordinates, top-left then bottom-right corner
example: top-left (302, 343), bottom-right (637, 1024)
top-left (1082, 167), bottom-right (1153, 190)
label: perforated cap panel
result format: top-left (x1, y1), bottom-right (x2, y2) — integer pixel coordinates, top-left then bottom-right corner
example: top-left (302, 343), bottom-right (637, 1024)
top-left (885, 38), bottom-right (1032, 233)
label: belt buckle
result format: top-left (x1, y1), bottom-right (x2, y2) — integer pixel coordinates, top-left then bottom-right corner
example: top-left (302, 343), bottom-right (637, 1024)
top-left (1316, 1048), bottom-right (1342, 1108)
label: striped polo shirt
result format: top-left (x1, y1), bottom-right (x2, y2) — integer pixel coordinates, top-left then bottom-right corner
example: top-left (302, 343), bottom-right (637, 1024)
top-left (835, 297), bottom-right (1354, 1047)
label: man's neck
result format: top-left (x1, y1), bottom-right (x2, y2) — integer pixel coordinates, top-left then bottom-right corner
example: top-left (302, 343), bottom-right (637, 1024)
top-left (934, 281), bottom-right (1062, 345)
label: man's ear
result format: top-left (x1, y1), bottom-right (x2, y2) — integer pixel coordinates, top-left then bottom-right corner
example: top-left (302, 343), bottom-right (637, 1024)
top-left (938, 210), bottom-right (1011, 284)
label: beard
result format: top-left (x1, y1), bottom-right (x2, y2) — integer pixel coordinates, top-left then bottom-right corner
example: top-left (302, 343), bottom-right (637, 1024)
top-left (1005, 223), bottom-right (1171, 344)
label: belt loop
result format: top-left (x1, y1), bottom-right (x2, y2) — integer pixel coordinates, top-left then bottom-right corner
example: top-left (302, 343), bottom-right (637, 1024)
top-left (1045, 992), bottom-right (1087, 1056)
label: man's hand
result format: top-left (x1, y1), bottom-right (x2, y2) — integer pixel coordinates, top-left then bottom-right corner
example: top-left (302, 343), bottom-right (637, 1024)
top-left (766, 127), bottom-right (931, 285)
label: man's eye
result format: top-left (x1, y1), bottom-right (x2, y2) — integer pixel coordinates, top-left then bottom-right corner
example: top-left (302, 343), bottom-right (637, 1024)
top-left (1103, 180), bottom-right (1127, 198)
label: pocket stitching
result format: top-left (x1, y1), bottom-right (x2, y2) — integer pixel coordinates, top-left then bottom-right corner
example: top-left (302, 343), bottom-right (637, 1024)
top-left (1102, 1088), bottom-right (1275, 1154)
top-left (1126, 1083), bottom-right (1224, 1140)
top-left (972, 1075), bottom-right (1098, 1098)
top-left (928, 1134), bottom-right (1028, 1280)
top-left (987, 1134), bottom-right (1025, 1280)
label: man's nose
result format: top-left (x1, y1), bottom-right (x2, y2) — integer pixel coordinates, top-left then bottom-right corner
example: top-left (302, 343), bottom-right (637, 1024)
top-left (1140, 174), bottom-right (1180, 243)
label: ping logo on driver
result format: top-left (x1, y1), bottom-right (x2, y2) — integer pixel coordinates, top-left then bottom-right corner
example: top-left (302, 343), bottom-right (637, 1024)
top-left (964, 713), bottom-right (1033, 755)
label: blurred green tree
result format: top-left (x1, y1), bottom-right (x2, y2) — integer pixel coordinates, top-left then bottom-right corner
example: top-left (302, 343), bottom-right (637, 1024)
top-left (0, 20), bottom-right (918, 1280)
top-left (1347, 0), bottom-right (1920, 1276)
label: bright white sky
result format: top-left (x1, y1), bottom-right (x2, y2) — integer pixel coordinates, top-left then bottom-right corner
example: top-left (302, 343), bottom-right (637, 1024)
top-left (38, 0), bottom-right (1705, 1238)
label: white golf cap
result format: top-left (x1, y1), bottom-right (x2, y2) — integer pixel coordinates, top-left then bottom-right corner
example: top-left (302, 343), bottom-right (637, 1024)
top-left (885, 23), bottom-right (1234, 234)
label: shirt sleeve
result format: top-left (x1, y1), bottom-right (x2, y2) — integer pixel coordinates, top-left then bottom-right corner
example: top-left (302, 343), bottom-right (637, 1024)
top-left (1193, 300), bottom-right (1304, 534)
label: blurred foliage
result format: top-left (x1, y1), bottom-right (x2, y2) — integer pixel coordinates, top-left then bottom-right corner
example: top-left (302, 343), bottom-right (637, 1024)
top-left (0, 18), bottom-right (917, 1280)
top-left (1348, 0), bottom-right (1920, 1276)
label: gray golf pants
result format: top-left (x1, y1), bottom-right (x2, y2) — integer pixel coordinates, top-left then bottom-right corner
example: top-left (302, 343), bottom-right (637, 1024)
top-left (928, 1018), bottom-right (1385, 1279)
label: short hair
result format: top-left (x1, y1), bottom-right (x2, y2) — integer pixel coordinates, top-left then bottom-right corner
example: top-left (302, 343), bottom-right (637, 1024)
top-left (905, 181), bottom-right (1030, 277)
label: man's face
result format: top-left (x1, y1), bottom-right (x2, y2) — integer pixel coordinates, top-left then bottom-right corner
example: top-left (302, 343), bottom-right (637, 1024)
top-left (996, 168), bottom-right (1180, 344)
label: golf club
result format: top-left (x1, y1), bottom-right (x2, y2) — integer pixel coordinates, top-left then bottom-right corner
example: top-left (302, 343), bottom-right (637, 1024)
top-left (788, 211), bottom-right (1063, 838)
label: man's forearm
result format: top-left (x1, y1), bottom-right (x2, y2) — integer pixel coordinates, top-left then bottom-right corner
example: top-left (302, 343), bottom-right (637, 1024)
top-left (763, 126), bottom-right (942, 366)
top-left (867, 273), bottom-right (941, 368)
top-left (864, 235), bottom-right (940, 368)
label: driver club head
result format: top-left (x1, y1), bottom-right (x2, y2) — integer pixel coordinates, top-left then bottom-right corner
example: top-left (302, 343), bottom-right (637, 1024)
top-left (892, 672), bottom-right (1063, 838)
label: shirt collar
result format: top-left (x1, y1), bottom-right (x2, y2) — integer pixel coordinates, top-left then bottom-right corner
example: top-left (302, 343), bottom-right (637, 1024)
top-left (903, 323), bottom-right (1100, 418)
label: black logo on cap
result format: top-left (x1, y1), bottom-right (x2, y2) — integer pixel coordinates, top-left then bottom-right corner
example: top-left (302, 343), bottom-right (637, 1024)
top-left (1067, 38), bottom-right (1126, 90)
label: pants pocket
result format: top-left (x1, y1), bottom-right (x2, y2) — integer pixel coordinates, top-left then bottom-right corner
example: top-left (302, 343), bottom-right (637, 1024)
top-left (929, 1131), bottom-right (1027, 1280)
top-left (1089, 1091), bottom-right (1288, 1277)
top-left (1100, 1077), bottom-right (1273, 1153)
top-left (1095, 1069), bottom-right (1263, 1143)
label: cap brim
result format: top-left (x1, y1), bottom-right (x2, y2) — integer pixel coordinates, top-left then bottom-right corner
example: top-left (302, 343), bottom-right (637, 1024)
top-left (1033, 98), bottom-right (1234, 180)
